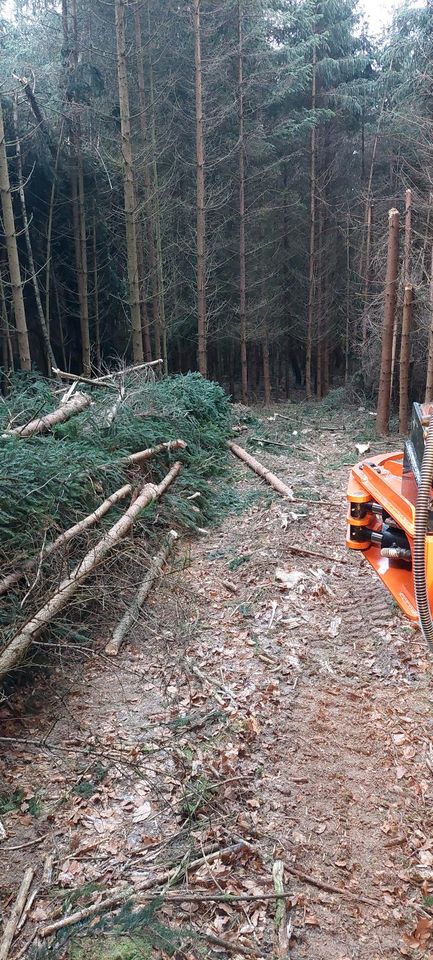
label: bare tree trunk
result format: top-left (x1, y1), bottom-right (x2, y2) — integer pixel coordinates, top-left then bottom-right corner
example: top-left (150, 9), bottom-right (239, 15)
top-left (135, 213), bottom-right (152, 362)
top-left (52, 267), bottom-right (67, 371)
top-left (238, 0), bottom-right (247, 404)
top-left (316, 198), bottom-right (323, 398)
top-left (391, 188), bottom-right (412, 399)
top-left (305, 40), bottom-right (316, 399)
top-left (262, 329), bottom-right (271, 406)
top-left (425, 245), bottom-right (433, 402)
top-left (376, 208), bottom-right (400, 435)
top-left (115, 0), bottom-right (143, 364)
top-left (134, 5), bottom-right (160, 362)
top-left (0, 266), bottom-right (12, 389)
top-left (92, 201), bottom-right (101, 372)
top-left (146, 0), bottom-right (166, 371)
top-left (399, 284), bottom-right (413, 435)
top-left (193, 0), bottom-right (207, 377)
top-left (361, 201), bottom-right (373, 345)
top-left (68, 0), bottom-right (91, 375)
top-left (13, 97), bottom-right (57, 375)
top-left (45, 123), bottom-right (64, 338)
top-left (0, 98), bottom-right (30, 370)
top-left (345, 214), bottom-right (350, 384)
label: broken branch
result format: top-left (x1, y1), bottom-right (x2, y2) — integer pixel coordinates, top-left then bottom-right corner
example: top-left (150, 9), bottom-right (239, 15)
top-left (0, 867), bottom-right (34, 960)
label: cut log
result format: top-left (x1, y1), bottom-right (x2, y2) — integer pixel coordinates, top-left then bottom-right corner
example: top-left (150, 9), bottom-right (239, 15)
top-left (229, 441), bottom-right (294, 500)
top-left (0, 463), bottom-right (181, 681)
top-left (122, 439), bottom-right (187, 465)
top-left (105, 530), bottom-right (178, 655)
top-left (4, 393), bottom-right (90, 438)
top-left (0, 867), bottom-right (34, 960)
top-left (0, 483), bottom-right (132, 598)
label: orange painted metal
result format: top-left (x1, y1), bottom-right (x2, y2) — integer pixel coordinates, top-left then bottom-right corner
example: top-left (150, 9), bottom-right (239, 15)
top-left (347, 450), bottom-right (433, 623)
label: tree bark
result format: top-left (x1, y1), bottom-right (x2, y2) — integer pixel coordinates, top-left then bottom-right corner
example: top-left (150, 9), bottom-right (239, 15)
top-left (391, 188), bottom-right (412, 399)
top-left (399, 284), bottom-right (413, 435)
top-left (376, 208), bottom-right (399, 435)
top-left (238, 0), bottom-right (248, 404)
top-left (69, 0), bottom-right (91, 375)
top-left (115, 0), bottom-right (143, 364)
top-left (0, 98), bottom-right (30, 371)
top-left (306, 39), bottom-right (317, 399)
top-left (92, 201), bottom-right (101, 372)
top-left (193, 0), bottom-right (207, 377)
top-left (13, 97), bottom-right (57, 375)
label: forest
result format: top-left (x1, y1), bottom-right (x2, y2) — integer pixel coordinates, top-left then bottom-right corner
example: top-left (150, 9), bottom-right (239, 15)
top-left (3, 2), bottom-right (433, 957)
top-left (0, 0), bottom-right (431, 419)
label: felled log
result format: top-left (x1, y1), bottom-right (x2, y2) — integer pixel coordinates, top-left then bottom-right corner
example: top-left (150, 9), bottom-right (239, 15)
top-left (105, 529), bottom-right (178, 656)
top-left (228, 441), bottom-right (294, 500)
top-left (52, 367), bottom-right (118, 391)
top-left (0, 463), bottom-right (181, 681)
top-left (0, 867), bottom-right (34, 960)
top-left (4, 393), bottom-right (90, 437)
top-left (0, 483), bottom-right (132, 598)
top-left (122, 439), bottom-right (187, 465)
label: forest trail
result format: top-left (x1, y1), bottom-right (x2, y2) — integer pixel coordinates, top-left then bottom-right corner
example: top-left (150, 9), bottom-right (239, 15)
top-left (1, 403), bottom-right (433, 959)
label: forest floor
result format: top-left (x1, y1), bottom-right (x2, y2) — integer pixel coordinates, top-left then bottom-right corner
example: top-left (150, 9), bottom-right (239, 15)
top-left (1, 400), bottom-right (433, 960)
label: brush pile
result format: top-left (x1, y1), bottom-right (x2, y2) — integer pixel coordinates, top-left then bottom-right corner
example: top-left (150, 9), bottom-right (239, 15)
top-left (0, 370), bottom-right (232, 680)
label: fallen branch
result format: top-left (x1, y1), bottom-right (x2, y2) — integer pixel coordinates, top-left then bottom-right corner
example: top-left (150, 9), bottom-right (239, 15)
top-left (286, 544), bottom-right (345, 565)
top-left (285, 865), bottom-right (377, 906)
top-left (0, 464), bottom-right (181, 680)
top-left (4, 393), bottom-right (90, 437)
top-left (0, 483), bottom-right (132, 597)
top-left (273, 860), bottom-right (290, 958)
top-left (105, 530), bottom-right (178, 656)
top-left (229, 441), bottom-right (294, 500)
top-left (0, 867), bottom-right (34, 960)
top-left (40, 841), bottom-right (250, 938)
top-left (52, 367), bottom-right (118, 391)
top-left (134, 891), bottom-right (291, 903)
top-left (122, 439), bottom-right (187, 466)
top-left (96, 359), bottom-right (163, 380)
top-left (251, 437), bottom-right (290, 449)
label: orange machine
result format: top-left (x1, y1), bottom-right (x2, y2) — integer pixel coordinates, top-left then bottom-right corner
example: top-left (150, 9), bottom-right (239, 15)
top-left (346, 403), bottom-right (433, 636)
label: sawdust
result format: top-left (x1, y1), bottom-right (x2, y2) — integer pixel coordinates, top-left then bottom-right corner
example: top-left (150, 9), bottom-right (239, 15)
top-left (1, 403), bottom-right (432, 959)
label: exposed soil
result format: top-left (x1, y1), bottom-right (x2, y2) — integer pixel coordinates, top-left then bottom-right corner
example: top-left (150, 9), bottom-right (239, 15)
top-left (1, 402), bottom-right (433, 960)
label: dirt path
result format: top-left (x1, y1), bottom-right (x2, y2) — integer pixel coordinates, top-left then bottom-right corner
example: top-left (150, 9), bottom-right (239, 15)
top-left (1, 404), bottom-right (433, 959)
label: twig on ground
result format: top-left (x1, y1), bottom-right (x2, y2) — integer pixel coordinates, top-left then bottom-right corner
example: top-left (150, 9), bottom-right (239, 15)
top-left (286, 544), bottom-right (346, 564)
top-left (0, 867), bottom-right (34, 960)
top-left (285, 864), bottom-right (377, 905)
top-left (273, 860), bottom-right (291, 958)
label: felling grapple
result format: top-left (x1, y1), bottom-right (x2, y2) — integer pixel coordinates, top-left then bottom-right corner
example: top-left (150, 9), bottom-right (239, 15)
top-left (347, 403), bottom-right (433, 648)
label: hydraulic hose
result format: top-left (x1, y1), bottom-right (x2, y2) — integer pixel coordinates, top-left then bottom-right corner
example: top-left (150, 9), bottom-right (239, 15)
top-left (414, 410), bottom-right (433, 650)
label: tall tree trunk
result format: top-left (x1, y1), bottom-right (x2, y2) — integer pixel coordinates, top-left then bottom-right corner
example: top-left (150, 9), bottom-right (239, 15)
top-left (316, 198), bottom-right (323, 398)
top-left (45, 122), bottom-right (64, 338)
top-left (377, 208), bottom-right (400, 435)
top-left (262, 329), bottom-right (271, 406)
top-left (13, 97), bottom-right (57, 375)
top-left (390, 187), bottom-right (412, 399)
top-left (115, 0), bottom-right (143, 364)
top-left (0, 265), bottom-right (12, 389)
top-left (238, 0), bottom-right (248, 404)
top-left (193, 0), bottom-right (207, 377)
top-left (134, 5), bottom-right (161, 361)
top-left (69, 0), bottom-right (91, 375)
top-left (92, 202), bottom-right (101, 372)
top-left (52, 266), bottom-right (67, 371)
top-left (0, 98), bottom-right (30, 370)
top-left (361, 200), bottom-right (373, 345)
top-left (425, 245), bottom-right (433, 402)
top-left (146, 0), bottom-right (166, 367)
top-left (345, 214), bottom-right (350, 384)
top-left (399, 284), bottom-right (413, 435)
top-left (305, 39), bottom-right (316, 399)
top-left (135, 211), bottom-right (152, 361)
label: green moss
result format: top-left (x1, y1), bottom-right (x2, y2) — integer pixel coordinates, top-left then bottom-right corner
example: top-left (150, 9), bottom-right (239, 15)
top-left (70, 936), bottom-right (152, 960)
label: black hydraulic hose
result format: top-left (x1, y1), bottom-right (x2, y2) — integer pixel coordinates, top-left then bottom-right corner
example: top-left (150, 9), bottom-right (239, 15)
top-left (414, 411), bottom-right (433, 650)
